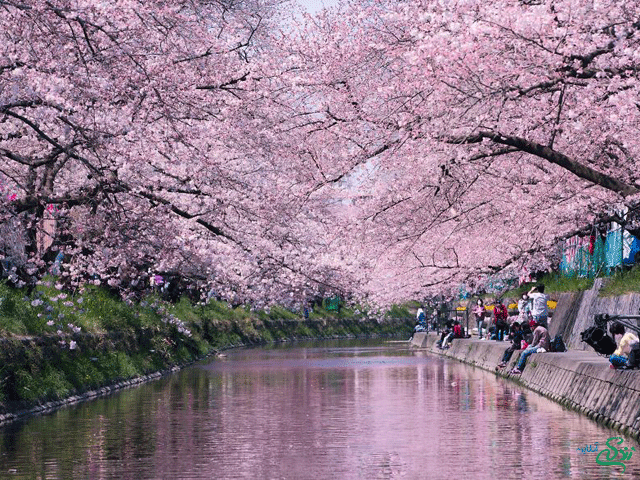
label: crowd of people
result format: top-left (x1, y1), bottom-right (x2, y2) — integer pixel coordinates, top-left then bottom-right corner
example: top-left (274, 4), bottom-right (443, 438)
top-left (414, 282), bottom-right (640, 373)
top-left (416, 284), bottom-right (556, 371)
top-left (471, 285), bottom-right (548, 340)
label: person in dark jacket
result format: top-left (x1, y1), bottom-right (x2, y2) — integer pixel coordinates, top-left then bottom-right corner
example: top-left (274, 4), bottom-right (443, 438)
top-left (437, 320), bottom-right (454, 347)
top-left (497, 322), bottom-right (523, 368)
top-left (521, 321), bottom-right (533, 345)
top-left (441, 320), bottom-right (463, 349)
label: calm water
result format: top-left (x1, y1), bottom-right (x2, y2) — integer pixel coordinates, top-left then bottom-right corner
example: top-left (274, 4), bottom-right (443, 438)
top-left (0, 339), bottom-right (637, 479)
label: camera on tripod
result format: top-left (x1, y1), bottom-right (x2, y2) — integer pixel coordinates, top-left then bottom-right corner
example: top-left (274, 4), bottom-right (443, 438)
top-left (594, 313), bottom-right (610, 329)
top-left (582, 311), bottom-right (640, 360)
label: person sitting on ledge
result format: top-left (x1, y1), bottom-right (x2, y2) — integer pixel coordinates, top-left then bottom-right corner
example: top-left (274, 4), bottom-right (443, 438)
top-left (412, 308), bottom-right (428, 337)
top-left (497, 322), bottom-right (523, 369)
top-left (436, 320), bottom-right (453, 347)
top-left (441, 320), bottom-right (463, 349)
top-left (510, 320), bottom-right (550, 375)
top-left (609, 321), bottom-right (639, 369)
top-left (521, 321), bottom-right (533, 345)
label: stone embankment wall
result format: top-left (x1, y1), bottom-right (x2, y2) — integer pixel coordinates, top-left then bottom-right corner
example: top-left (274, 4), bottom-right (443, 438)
top-left (412, 281), bottom-right (640, 440)
top-left (411, 333), bottom-right (640, 440)
top-left (550, 279), bottom-right (640, 351)
top-left (412, 279), bottom-right (640, 439)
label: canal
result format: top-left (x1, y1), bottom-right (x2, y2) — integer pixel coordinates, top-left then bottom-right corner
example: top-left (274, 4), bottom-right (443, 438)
top-left (0, 339), bottom-right (637, 479)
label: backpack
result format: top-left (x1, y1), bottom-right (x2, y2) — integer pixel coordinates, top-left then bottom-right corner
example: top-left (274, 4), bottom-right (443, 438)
top-left (550, 334), bottom-right (566, 353)
top-left (580, 326), bottom-right (616, 356)
top-left (628, 342), bottom-right (640, 369)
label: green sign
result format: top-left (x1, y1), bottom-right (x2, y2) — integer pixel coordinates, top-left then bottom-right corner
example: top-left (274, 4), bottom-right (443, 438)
top-left (595, 437), bottom-right (635, 473)
top-left (325, 297), bottom-right (340, 311)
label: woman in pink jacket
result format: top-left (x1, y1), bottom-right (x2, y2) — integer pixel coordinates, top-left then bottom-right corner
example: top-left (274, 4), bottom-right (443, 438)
top-left (473, 299), bottom-right (486, 339)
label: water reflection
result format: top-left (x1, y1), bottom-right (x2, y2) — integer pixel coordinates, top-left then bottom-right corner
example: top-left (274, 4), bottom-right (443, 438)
top-left (0, 339), bottom-right (636, 479)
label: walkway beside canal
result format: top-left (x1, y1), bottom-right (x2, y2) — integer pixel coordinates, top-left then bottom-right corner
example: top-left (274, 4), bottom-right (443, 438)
top-left (411, 332), bottom-right (640, 440)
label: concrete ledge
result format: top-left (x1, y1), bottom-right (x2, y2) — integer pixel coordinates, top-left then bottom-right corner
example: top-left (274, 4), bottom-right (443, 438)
top-left (411, 332), bottom-right (640, 440)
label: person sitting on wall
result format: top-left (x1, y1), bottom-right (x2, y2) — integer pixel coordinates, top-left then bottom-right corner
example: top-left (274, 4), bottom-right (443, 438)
top-left (528, 284), bottom-right (549, 328)
top-left (493, 299), bottom-right (509, 341)
top-left (437, 320), bottom-right (454, 347)
top-left (441, 320), bottom-right (463, 349)
top-left (497, 322), bottom-right (524, 369)
top-left (412, 307), bottom-right (428, 335)
top-left (609, 321), bottom-right (640, 369)
top-left (521, 321), bottom-right (533, 345)
top-left (510, 320), bottom-right (551, 375)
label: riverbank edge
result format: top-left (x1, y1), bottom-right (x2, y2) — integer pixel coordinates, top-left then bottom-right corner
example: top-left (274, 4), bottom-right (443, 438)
top-left (410, 332), bottom-right (640, 441)
top-left (0, 317), bottom-right (414, 426)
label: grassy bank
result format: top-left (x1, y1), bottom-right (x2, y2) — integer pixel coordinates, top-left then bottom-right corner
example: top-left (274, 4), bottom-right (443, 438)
top-left (0, 281), bottom-right (413, 412)
top-left (500, 265), bottom-right (640, 299)
top-left (499, 273), bottom-right (595, 299)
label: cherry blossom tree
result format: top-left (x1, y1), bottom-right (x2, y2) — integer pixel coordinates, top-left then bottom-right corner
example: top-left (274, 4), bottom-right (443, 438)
top-left (264, 0), bottom-right (640, 304)
top-left (5, 0), bottom-right (640, 308)
top-left (0, 0), bottom-right (356, 305)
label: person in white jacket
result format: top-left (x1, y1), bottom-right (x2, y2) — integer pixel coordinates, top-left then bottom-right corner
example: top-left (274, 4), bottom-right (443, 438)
top-left (528, 284), bottom-right (549, 328)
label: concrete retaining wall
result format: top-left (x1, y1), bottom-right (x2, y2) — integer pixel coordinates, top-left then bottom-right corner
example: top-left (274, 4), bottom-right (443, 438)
top-left (550, 278), bottom-right (640, 351)
top-left (411, 332), bottom-right (640, 440)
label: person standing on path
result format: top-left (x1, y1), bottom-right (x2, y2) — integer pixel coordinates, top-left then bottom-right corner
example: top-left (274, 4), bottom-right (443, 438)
top-left (473, 299), bottom-right (486, 339)
top-left (493, 298), bottom-right (509, 341)
top-left (528, 284), bottom-right (549, 328)
top-left (517, 293), bottom-right (531, 325)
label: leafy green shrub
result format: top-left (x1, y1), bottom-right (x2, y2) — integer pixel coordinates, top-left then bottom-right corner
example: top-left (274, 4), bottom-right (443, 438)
top-left (40, 367), bottom-right (73, 400)
top-left (82, 288), bottom-right (138, 332)
top-left (89, 351), bottom-right (142, 381)
top-left (65, 356), bottom-right (105, 389)
top-left (268, 306), bottom-right (298, 320)
top-left (295, 324), bottom-right (313, 337)
top-left (502, 272), bottom-right (594, 297)
top-left (14, 369), bottom-right (42, 402)
top-left (386, 304), bottom-right (412, 319)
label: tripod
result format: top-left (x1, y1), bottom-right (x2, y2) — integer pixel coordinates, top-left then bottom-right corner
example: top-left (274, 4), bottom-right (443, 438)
top-left (594, 313), bottom-right (640, 337)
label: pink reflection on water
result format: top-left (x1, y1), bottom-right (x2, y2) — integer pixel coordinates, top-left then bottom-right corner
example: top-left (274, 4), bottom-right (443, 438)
top-left (0, 341), bottom-right (636, 479)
